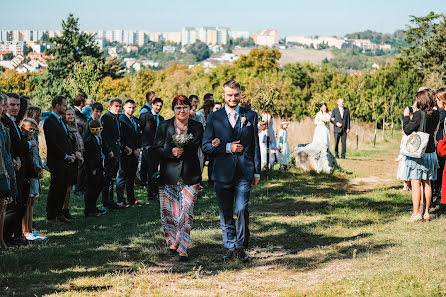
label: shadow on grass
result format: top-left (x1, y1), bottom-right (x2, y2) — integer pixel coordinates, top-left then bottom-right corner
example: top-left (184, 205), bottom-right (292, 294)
top-left (0, 168), bottom-right (408, 296)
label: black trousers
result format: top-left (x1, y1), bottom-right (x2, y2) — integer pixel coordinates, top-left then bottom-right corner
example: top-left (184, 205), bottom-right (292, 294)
top-left (75, 162), bottom-right (87, 193)
top-left (46, 162), bottom-right (68, 220)
top-left (140, 148), bottom-right (159, 196)
top-left (4, 168), bottom-right (28, 241)
top-left (84, 170), bottom-right (104, 213)
top-left (334, 131), bottom-right (347, 158)
top-left (116, 155), bottom-right (138, 203)
top-left (208, 158), bottom-right (214, 183)
top-left (102, 156), bottom-right (119, 207)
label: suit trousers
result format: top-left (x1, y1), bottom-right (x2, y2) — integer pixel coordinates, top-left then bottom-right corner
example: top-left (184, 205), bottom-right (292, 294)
top-left (102, 156), bottom-right (119, 207)
top-left (84, 170), bottom-right (104, 213)
top-left (46, 162), bottom-right (68, 220)
top-left (334, 131), bottom-right (347, 158)
top-left (140, 148), bottom-right (158, 196)
top-left (116, 155), bottom-right (138, 204)
top-left (214, 168), bottom-right (251, 250)
top-left (4, 168), bottom-right (28, 241)
top-left (75, 162), bottom-right (87, 193)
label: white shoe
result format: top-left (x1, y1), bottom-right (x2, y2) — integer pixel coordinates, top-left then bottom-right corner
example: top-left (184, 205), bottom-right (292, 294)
top-left (32, 231), bottom-right (47, 240)
top-left (25, 232), bottom-right (37, 241)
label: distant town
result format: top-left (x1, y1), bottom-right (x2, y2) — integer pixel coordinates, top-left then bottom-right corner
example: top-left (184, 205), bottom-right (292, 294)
top-left (0, 27), bottom-right (396, 73)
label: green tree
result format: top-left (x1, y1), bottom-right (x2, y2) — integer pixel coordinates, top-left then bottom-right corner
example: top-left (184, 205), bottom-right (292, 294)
top-left (186, 41), bottom-right (210, 62)
top-left (63, 56), bottom-right (103, 99)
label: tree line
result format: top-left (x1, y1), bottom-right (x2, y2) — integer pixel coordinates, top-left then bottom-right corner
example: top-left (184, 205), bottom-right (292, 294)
top-left (0, 12), bottom-right (445, 124)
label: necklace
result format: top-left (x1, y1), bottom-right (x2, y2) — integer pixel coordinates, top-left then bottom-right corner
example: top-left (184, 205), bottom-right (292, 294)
top-left (174, 120), bottom-right (188, 134)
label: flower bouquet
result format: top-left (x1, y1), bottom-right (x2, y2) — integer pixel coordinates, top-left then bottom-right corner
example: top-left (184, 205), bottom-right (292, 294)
top-left (172, 133), bottom-right (194, 148)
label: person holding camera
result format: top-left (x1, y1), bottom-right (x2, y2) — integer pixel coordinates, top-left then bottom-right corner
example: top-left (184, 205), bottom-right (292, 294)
top-left (402, 88), bottom-right (439, 222)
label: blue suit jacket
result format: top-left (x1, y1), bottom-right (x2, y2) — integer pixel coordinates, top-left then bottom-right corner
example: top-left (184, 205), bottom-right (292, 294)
top-left (202, 107), bottom-right (261, 183)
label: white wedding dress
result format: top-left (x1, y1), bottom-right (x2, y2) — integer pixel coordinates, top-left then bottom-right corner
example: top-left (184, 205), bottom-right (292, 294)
top-left (312, 111), bottom-right (331, 147)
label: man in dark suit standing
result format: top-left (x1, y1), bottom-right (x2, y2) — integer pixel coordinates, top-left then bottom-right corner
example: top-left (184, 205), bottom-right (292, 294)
top-left (202, 80), bottom-right (261, 262)
top-left (101, 98), bottom-right (123, 210)
top-left (331, 98), bottom-right (351, 159)
top-left (73, 93), bottom-right (87, 194)
top-left (2, 93), bottom-right (37, 243)
top-left (139, 97), bottom-right (164, 200)
top-left (116, 99), bottom-right (143, 206)
top-left (43, 95), bottom-right (76, 225)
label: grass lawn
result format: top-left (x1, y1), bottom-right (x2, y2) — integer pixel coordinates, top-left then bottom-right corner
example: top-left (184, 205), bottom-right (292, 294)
top-left (1, 138), bottom-right (445, 296)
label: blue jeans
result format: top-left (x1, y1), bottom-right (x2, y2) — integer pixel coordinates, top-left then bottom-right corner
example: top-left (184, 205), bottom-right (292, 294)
top-left (215, 176), bottom-right (251, 250)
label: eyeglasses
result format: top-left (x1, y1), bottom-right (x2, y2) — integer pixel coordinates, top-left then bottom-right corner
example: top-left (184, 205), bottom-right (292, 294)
top-left (174, 106), bottom-right (191, 112)
top-left (90, 127), bottom-right (103, 132)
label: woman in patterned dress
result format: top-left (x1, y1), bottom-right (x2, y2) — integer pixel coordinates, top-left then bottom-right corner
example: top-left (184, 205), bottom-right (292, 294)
top-left (154, 95), bottom-right (203, 261)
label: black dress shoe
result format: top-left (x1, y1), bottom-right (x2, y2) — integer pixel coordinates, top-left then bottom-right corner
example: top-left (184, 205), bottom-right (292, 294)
top-left (57, 215), bottom-right (70, 223)
top-left (222, 249), bottom-right (235, 261)
top-left (236, 248), bottom-right (249, 262)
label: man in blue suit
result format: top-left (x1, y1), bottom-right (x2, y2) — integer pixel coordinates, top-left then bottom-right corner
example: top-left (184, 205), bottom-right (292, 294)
top-left (202, 80), bottom-right (261, 262)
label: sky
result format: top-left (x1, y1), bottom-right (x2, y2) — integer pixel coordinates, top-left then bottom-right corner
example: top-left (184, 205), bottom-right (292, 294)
top-left (0, 0), bottom-right (445, 37)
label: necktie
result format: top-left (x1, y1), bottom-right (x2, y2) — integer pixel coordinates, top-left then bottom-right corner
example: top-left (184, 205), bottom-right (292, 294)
top-left (12, 120), bottom-right (21, 140)
top-left (59, 118), bottom-right (68, 135)
top-left (97, 136), bottom-right (105, 160)
top-left (130, 117), bottom-right (137, 132)
top-left (115, 115), bottom-right (121, 137)
top-left (155, 114), bottom-right (159, 127)
top-left (229, 112), bottom-right (237, 128)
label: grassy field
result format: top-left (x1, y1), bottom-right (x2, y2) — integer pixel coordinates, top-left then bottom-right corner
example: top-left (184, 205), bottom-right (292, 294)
top-left (2, 137), bottom-right (446, 296)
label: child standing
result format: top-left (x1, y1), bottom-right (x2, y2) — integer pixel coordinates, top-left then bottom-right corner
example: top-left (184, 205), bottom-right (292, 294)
top-left (84, 120), bottom-right (108, 217)
top-left (278, 121), bottom-right (290, 170)
top-left (20, 117), bottom-right (45, 241)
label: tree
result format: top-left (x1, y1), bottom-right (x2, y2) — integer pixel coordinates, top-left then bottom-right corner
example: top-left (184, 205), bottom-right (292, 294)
top-left (186, 41), bottom-right (210, 62)
top-left (402, 11), bottom-right (446, 82)
top-left (63, 56), bottom-right (103, 99)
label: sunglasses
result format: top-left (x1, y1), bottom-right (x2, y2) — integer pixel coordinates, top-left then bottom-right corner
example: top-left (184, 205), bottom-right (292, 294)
top-left (90, 127), bottom-right (103, 132)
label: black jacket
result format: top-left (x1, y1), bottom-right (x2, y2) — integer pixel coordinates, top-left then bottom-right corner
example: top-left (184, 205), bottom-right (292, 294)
top-left (84, 134), bottom-right (107, 174)
top-left (43, 113), bottom-right (72, 170)
top-left (154, 117), bottom-right (203, 186)
top-left (331, 107), bottom-right (351, 133)
top-left (139, 111), bottom-right (164, 148)
top-left (101, 111), bottom-right (121, 157)
top-left (119, 113), bottom-right (141, 153)
top-left (75, 107), bottom-right (87, 137)
top-left (404, 109), bottom-right (440, 154)
top-left (1, 115), bottom-right (29, 159)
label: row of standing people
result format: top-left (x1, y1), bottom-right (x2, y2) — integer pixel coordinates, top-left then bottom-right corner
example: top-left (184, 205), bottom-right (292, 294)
top-left (397, 87), bottom-right (446, 222)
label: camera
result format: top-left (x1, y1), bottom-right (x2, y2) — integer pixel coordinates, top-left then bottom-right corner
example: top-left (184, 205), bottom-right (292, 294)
top-left (408, 106), bottom-right (413, 113)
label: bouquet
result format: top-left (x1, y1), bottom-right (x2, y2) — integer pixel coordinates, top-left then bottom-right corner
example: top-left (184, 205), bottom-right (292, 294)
top-left (172, 133), bottom-right (194, 148)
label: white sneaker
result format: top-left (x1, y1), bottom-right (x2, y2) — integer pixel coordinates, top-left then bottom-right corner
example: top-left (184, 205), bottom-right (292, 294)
top-left (32, 231), bottom-right (47, 240)
top-left (25, 232), bottom-right (37, 241)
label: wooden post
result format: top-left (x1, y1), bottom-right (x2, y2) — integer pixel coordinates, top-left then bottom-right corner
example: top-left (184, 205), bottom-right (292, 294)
top-left (373, 120), bottom-right (377, 147)
top-left (391, 115), bottom-right (394, 137)
top-left (382, 118), bottom-right (385, 141)
top-left (355, 117), bottom-right (359, 150)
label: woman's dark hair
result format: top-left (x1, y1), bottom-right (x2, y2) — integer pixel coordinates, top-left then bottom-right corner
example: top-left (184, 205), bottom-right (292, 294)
top-left (320, 102), bottom-right (329, 112)
top-left (200, 99), bottom-right (215, 118)
top-left (172, 95), bottom-right (191, 111)
top-left (416, 88), bottom-right (436, 114)
top-left (16, 96), bottom-right (29, 122)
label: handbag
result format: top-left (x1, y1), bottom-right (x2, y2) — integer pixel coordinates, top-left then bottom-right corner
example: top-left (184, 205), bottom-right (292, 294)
top-left (401, 110), bottom-right (430, 158)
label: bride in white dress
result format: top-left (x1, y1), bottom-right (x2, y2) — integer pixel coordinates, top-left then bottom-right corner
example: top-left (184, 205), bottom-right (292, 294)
top-left (312, 102), bottom-right (331, 148)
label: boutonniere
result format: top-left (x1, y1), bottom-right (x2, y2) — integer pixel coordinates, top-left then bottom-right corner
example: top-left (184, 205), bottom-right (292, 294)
top-left (240, 115), bottom-right (247, 128)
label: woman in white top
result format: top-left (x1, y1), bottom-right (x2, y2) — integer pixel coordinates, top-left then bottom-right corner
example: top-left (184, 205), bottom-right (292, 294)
top-left (312, 102), bottom-right (331, 148)
top-left (277, 121), bottom-right (290, 169)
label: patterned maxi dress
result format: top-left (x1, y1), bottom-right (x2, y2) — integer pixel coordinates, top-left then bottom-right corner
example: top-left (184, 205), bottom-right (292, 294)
top-left (159, 182), bottom-right (199, 254)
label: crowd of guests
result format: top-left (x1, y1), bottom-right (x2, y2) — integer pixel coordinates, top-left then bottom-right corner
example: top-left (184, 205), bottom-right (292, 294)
top-left (0, 90), bottom-right (234, 257)
top-left (397, 87), bottom-right (446, 222)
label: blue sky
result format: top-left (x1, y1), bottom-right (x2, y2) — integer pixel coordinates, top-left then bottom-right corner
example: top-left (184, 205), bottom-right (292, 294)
top-left (0, 0), bottom-right (444, 36)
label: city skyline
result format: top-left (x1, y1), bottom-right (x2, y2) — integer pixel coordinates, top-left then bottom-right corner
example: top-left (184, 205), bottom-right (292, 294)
top-left (0, 0), bottom-right (445, 36)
